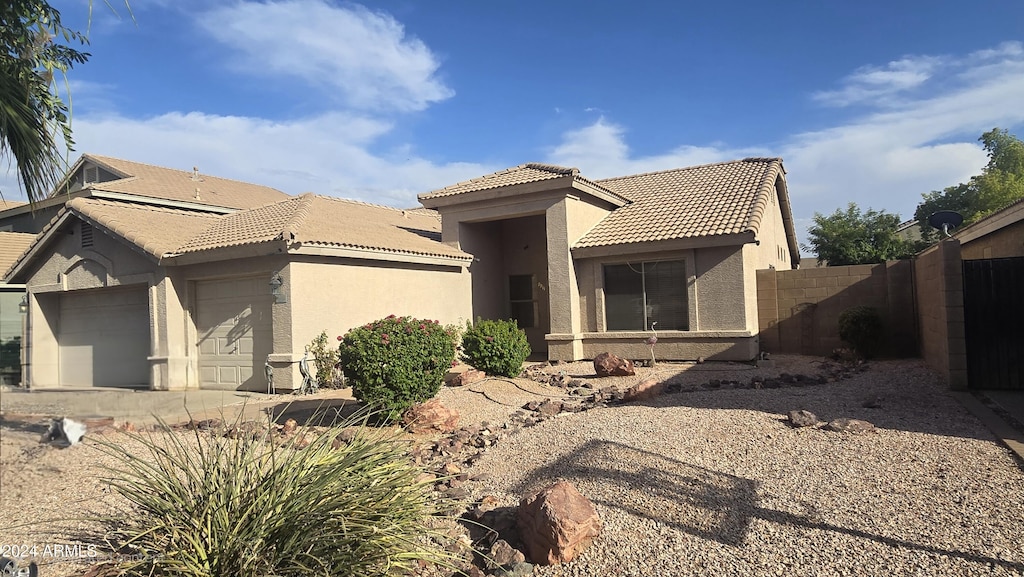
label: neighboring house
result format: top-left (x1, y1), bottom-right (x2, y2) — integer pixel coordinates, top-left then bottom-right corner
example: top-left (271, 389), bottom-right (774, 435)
top-left (4, 155), bottom-right (800, 391)
top-left (418, 158), bottom-right (800, 363)
top-left (955, 197), bottom-right (1024, 259)
top-left (896, 218), bottom-right (923, 244)
top-left (0, 231), bottom-right (37, 385)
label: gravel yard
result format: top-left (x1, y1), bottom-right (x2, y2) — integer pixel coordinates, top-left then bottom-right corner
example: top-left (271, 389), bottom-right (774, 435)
top-left (1, 356), bottom-right (1022, 576)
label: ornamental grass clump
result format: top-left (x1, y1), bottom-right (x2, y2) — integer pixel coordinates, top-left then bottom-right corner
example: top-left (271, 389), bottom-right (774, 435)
top-left (93, 411), bottom-right (452, 577)
top-left (339, 315), bottom-right (458, 418)
top-left (461, 318), bottom-right (531, 378)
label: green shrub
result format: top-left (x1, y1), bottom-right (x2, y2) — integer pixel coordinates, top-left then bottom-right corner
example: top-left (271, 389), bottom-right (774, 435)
top-left (339, 315), bottom-right (458, 417)
top-left (94, 411), bottom-right (453, 576)
top-left (461, 318), bottom-right (531, 377)
top-left (838, 306), bottom-right (883, 358)
top-left (308, 330), bottom-right (342, 388)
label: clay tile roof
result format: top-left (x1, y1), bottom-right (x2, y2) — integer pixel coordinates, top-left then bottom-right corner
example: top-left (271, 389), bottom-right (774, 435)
top-left (179, 194), bottom-right (470, 260)
top-left (68, 198), bottom-right (223, 259)
top-left (76, 154), bottom-right (291, 209)
top-left (0, 231), bottom-right (37, 273)
top-left (177, 194), bottom-right (314, 253)
top-left (574, 158), bottom-right (784, 248)
top-left (418, 162), bottom-right (625, 201)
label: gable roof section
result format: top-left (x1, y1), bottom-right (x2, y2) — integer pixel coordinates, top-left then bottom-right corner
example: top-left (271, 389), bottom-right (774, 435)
top-left (178, 194), bottom-right (469, 261)
top-left (574, 158), bottom-right (788, 248)
top-left (418, 163), bottom-right (630, 204)
top-left (70, 198), bottom-right (224, 259)
top-left (67, 154), bottom-right (290, 210)
top-left (0, 231), bottom-right (37, 276)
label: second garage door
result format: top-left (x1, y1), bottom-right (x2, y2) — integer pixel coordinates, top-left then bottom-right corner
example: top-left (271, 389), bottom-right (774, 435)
top-left (195, 276), bottom-right (273, 391)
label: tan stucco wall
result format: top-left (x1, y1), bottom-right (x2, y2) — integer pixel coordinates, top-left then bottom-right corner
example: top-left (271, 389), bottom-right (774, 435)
top-left (694, 244), bottom-right (749, 331)
top-left (288, 257), bottom-right (471, 382)
top-left (749, 177), bottom-right (796, 272)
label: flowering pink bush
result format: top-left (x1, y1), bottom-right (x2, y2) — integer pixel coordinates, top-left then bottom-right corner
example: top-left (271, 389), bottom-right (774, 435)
top-left (339, 315), bottom-right (458, 417)
top-left (461, 318), bottom-right (531, 378)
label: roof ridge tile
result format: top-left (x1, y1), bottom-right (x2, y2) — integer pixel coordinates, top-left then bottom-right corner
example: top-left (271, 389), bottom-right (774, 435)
top-left (596, 157), bottom-right (781, 184)
top-left (281, 193), bottom-right (316, 241)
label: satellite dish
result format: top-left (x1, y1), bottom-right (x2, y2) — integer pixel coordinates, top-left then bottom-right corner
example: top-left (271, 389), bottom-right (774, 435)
top-left (927, 210), bottom-right (964, 238)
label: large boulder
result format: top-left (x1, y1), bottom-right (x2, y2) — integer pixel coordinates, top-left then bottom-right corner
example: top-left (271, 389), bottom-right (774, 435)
top-left (402, 398), bottom-right (460, 434)
top-left (448, 368), bottom-right (487, 387)
top-left (517, 481), bottom-right (602, 565)
top-left (593, 352), bottom-right (635, 377)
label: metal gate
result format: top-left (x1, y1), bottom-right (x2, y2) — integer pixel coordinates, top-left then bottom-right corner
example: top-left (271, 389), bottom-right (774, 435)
top-left (963, 257), bottom-right (1024, 389)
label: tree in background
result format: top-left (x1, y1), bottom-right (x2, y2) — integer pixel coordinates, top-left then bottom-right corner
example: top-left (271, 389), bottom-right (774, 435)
top-left (803, 203), bottom-right (924, 266)
top-left (1, 0), bottom-right (90, 202)
top-left (914, 128), bottom-right (1024, 240)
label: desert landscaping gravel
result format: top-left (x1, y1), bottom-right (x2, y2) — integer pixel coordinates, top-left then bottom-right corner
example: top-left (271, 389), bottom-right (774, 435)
top-left (2, 356), bottom-right (1023, 576)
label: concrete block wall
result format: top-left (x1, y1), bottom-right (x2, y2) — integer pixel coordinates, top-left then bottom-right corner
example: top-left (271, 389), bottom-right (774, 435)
top-left (756, 261), bottom-right (917, 358)
top-left (913, 240), bottom-right (967, 389)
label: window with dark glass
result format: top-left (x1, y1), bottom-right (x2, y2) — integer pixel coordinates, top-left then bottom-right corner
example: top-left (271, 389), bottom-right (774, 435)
top-left (603, 260), bottom-right (688, 331)
top-left (508, 275), bottom-right (536, 328)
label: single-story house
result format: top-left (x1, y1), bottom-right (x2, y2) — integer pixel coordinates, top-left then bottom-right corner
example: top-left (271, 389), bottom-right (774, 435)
top-left (418, 159), bottom-right (800, 362)
top-left (4, 155), bottom-right (799, 391)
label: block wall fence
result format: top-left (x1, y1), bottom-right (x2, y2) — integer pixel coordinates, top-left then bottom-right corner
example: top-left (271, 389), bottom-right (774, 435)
top-left (756, 240), bottom-right (967, 388)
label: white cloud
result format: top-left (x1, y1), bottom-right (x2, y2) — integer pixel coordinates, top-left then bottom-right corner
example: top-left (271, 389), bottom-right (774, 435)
top-left (813, 56), bottom-right (941, 107)
top-left (48, 110), bottom-right (493, 208)
top-left (548, 117), bottom-right (765, 177)
top-left (546, 44), bottom-right (1024, 248)
top-left (198, 0), bottom-right (453, 112)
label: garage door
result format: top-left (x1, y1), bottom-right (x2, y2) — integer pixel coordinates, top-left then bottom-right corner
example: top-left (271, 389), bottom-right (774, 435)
top-left (59, 286), bottom-right (150, 387)
top-left (195, 276), bottom-right (273, 391)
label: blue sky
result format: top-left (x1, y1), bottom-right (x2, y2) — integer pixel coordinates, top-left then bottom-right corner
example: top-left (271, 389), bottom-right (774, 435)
top-left (7, 0), bottom-right (1024, 250)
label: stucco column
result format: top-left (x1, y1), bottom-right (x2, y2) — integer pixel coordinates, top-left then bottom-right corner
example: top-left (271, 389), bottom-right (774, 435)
top-left (545, 200), bottom-right (583, 359)
top-left (149, 273), bottom-right (192, 391)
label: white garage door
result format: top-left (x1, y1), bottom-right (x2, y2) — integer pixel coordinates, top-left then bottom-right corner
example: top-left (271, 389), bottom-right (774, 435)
top-left (58, 286), bottom-right (150, 388)
top-left (195, 276), bottom-right (273, 391)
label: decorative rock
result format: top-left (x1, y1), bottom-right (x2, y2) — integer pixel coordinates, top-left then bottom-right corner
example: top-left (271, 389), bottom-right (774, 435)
top-left (536, 399), bottom-right (563, 417)
top-left (826, 418), bottom-right (876, 434)
top-left (593, 352), bottom-right (635, 377)
top-left (487, 539), bottom-right (527, 571)
top-left (787, 410), bottom-right (819, 428)
top-left (622, 377), bottom-right (666, 402)
top-left (281, 418), bottom-right (298, 435)
top-left (450, 368), bottom-right (487, 387)
top-left (517, 481), bottom-right (602, 565)
top-left (403, 398), bottom-right (460, 434)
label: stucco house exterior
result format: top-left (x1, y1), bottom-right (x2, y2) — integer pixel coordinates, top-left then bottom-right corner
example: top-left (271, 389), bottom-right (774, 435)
top-left (4, 154), bottom-right (799, 391)
top-left (419, 158), bottom-right (800, 363)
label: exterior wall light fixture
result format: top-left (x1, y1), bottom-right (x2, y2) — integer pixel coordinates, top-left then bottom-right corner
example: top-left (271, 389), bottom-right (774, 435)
top-left (269, 273), bottom-right (286, 304)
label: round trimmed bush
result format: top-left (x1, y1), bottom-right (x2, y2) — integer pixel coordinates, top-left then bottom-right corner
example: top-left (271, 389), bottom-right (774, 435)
top-left (339, 315), bottom-right (458, 417)
top-left (838, 306), bottom-right (883, 358)
top-left (461, 318), bottom-right (531, 377)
